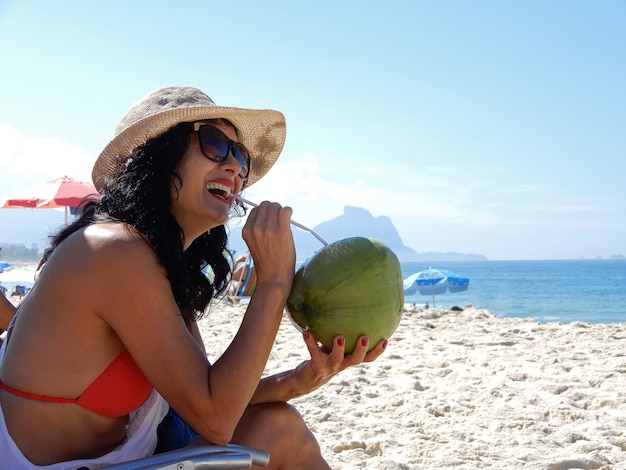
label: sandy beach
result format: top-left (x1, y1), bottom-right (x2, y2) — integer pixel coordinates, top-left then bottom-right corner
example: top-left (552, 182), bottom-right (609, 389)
top-left (199, 302), bottom-right (626, 469)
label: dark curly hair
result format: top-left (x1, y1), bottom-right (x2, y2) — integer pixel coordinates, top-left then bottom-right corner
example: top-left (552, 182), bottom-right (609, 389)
top-left (48, 121), bottom-right (246, 324)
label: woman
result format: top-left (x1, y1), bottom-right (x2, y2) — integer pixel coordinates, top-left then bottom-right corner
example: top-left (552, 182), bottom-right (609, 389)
top-left (0, 87), bottom-right (387, 469)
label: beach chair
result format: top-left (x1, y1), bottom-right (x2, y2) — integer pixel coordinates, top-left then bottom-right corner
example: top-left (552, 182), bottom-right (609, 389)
top-left (226, 253), bottom-right (256, 304)
top-left (102, 444), bottom-right (269, 469)
top-left (11, 285), bottom-right (26, 298)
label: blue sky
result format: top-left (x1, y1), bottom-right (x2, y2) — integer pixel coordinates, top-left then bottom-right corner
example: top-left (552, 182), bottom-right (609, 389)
top-left (0, 0), bottom-right (624, 260)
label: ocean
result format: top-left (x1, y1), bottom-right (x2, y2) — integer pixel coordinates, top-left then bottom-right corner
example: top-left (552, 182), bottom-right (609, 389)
top-left (401, 259), bottom-right (626, 324)
top-left (2, 260), bottom-right (625, 325)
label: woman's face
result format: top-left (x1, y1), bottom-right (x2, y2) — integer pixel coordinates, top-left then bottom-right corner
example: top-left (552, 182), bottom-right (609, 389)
top-left (171, 120), bottom-right (246, 246)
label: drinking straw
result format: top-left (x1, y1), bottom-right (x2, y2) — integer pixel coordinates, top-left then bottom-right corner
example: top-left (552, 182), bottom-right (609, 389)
top-left (236, 196), bottom-right (328, 246)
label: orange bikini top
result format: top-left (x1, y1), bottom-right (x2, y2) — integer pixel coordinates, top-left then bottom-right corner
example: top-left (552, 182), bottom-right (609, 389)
top-left (0, 350), bottom-right (152, 418)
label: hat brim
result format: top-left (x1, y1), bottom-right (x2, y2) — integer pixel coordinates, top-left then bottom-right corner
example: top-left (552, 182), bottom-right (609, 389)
top-left (92, 106), bottom-right (286, 191)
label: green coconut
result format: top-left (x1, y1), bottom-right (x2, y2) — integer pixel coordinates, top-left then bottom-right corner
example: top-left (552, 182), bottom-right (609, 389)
top-left (286, 237), bottom-right (404, 354)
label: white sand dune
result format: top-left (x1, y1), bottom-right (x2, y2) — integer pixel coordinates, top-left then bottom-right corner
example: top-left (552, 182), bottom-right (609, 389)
top-left (199, 303), bottom-right (626, 469)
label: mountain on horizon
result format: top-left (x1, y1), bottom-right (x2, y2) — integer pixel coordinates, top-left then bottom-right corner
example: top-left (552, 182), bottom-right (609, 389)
top-left (0, 205), bottom-right (488, 262)
top-left (227, 205), bottom-right (487, 262)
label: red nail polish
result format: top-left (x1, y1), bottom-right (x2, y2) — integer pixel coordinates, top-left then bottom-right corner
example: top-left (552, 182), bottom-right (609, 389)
top-left (303, 331), bottom-right (310, 340)
top-left (337, 337), bottom-right (345, 347)
top-left (382, 339), bottom-right (388, 350)
top-left (361, 337), bottom-right (369, 347)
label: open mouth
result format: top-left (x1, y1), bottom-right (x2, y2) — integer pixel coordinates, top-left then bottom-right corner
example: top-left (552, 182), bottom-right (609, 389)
top-left (206, 182), bottom-right (232, 201)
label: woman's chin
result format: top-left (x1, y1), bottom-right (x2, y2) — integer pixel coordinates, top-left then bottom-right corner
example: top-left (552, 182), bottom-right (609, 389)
top-left (205, 210), bottom-right (229, 227)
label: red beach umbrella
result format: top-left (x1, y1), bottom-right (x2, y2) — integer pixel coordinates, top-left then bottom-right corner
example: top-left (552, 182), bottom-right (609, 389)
top-left (1, 176), bottom-right (99, 225)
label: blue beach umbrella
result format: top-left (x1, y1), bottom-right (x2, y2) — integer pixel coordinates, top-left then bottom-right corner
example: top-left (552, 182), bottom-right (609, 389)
top-left (403, 268), bottom-right (469, 307)
top-left (0, 262), bottom-right (12, 273)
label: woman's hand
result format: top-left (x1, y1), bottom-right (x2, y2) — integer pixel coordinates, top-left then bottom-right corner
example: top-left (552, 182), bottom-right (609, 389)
top-left (291, 332), bottom-right (388, 396)
top-left (242, 201), bottom-right (296, 292)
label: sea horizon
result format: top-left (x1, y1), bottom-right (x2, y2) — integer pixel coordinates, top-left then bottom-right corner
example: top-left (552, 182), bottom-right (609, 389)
top-left (2, 259), bottom-right (625, 325)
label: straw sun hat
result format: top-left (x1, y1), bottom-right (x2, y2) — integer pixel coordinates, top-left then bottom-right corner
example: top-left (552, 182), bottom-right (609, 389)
top-left (92, 86), bottom-right (286, 191)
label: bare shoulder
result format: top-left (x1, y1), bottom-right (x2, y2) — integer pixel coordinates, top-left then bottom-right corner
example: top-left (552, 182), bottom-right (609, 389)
top-left (46, 223), bottom-right (181, 332)
top-left (45, 223), bottom-right (167, 304)
top-left (53, 222), bottom-right (159, 271)
top-left (84, 222), bottom-right (156, 259)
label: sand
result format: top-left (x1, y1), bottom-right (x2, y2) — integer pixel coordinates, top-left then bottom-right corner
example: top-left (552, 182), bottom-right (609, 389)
top-left (198, 303), bottom-right (626, 469)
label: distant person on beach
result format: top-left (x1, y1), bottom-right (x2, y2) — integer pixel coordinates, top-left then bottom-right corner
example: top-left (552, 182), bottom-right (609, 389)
top-left (0, 87), bottom-right (386, 469)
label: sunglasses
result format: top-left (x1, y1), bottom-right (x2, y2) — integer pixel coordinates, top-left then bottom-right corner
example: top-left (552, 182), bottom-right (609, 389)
top-left (193, 123), bottom-right (251, 181)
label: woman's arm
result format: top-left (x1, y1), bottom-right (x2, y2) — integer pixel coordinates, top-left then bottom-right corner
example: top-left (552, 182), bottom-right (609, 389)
top-left (98, 203), bottom-right (296, 445)
top-left (189, 320), bottom-right (207, 355)
top-left (94, 234), bottom-right (286, 445)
